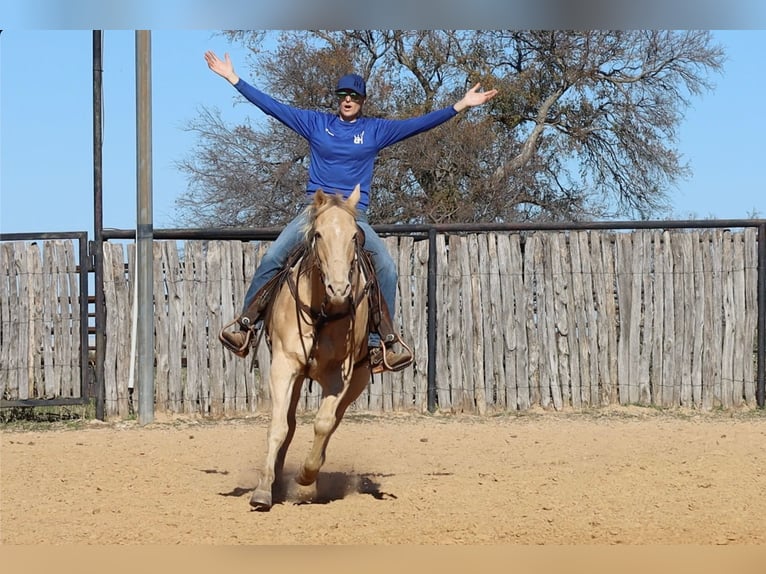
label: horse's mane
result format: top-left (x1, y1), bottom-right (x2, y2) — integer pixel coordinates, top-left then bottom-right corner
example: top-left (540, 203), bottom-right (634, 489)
top-left (301, 190), bottom-right (358, 245)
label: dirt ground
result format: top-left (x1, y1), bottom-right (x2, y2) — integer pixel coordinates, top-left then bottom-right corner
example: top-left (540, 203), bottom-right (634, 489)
top-left (2, 407), bottom-right (766, 545)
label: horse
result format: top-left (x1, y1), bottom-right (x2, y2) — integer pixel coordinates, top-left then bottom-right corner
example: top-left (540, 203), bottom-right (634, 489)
top-left (249, 184), bottom-right (372, 511)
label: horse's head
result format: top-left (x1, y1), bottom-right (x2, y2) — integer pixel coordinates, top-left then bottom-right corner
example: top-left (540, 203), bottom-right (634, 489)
top-left (305, 185), bottom-right (363, 309)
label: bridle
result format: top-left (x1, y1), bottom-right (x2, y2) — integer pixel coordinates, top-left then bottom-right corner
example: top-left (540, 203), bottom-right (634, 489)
top-left (286, 227), bottom-right (372, 375)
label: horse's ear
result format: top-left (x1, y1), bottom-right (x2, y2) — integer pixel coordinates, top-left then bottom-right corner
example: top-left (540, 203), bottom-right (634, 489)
top-left (314, 189), bottom-right (327, 207)
top-left (347, 184), bottom-right (361, 209)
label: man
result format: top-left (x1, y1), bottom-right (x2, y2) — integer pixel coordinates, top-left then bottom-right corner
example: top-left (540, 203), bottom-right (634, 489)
top-left (205, 50), bottom-right (497, 372)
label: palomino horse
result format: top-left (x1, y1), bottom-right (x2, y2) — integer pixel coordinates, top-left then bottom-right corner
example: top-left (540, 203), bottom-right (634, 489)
top-left (249, 184), bottom-right (372, 510)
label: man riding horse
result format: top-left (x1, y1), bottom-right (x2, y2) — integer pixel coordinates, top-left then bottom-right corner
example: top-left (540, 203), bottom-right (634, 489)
top-left (205, 51), bottom-right (498, 371)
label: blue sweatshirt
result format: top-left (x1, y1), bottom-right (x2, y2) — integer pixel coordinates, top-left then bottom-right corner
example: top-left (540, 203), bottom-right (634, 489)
top-left (234, 79), bottom-right (458, 212)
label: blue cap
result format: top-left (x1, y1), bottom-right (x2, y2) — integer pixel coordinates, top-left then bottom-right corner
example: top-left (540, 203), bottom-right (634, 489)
top-left (336, 74), bottom-right (366, 97)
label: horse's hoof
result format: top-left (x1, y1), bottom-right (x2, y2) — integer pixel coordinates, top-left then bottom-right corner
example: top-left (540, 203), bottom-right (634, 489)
top-left (249, 489), bottom-right (273, 511)
top-left (294, 482), bottom-right (317, 504)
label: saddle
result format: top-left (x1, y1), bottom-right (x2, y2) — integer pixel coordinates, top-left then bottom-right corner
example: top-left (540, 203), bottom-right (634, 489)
top-left (218, 243), bottom-right (413, 372)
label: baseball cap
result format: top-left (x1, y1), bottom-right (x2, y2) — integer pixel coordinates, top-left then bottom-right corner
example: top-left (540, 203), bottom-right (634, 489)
top-left (335, 74), bottom-right (366, 97)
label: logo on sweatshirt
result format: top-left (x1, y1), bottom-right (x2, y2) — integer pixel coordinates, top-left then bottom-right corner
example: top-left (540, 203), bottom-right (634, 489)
top-left (354, 131), bottom-right (365, 144)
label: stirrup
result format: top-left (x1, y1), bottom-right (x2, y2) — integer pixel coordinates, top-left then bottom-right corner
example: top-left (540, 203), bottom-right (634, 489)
top-left (219, 317), bottom-right (252, 357)
top-left (380, 335), bottom-right (414, 373)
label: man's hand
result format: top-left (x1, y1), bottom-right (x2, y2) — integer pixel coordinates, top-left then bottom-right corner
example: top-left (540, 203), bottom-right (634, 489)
top-left (204, 51), bottom-right (239, 85)
top-left (454, 83), bottom-right (498, 113)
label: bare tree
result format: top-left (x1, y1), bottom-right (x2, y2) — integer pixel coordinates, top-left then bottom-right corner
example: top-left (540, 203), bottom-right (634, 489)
top-left (176, 30), bottom-right (724, 226)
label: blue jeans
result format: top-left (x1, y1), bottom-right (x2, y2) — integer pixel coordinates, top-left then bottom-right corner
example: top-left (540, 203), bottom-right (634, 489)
top-left (242, 210), bottom-right (396, 347)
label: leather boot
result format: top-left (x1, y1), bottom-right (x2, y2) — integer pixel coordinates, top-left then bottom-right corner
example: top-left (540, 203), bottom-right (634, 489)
top-left (220, 329), bottom-right (250, 358)
top-left (369, 343), bottom-right (413, 374)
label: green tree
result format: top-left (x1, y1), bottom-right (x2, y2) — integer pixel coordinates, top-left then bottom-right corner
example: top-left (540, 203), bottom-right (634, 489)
top-left (176, 30), bottom-right (724, 226)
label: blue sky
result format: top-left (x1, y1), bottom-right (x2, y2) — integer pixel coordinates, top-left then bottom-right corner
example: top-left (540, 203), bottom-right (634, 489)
top-left (1, 29), bottom-right (765, 237)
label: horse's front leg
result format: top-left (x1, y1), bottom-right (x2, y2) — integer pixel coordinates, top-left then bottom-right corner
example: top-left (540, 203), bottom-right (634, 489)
top-left (272, 376), bottom-right (305, 498)
top-left (296, 365), bottom-right (370, 488)
top-left (250, 356), bottom-right (304, 511)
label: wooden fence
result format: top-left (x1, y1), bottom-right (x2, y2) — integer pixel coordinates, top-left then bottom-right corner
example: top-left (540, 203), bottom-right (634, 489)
top-left (0, 240), bottom-right (83, 402)
top-left (1, 229), bottom-right (760, 418)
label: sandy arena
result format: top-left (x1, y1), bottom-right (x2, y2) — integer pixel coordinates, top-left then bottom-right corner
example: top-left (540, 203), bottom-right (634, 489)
top-left (2, 407), bottom-right (765, 545)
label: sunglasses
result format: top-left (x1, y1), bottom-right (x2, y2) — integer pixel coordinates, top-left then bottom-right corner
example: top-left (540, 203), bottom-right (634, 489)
top-left (336, 91), bottom-right (363, 102)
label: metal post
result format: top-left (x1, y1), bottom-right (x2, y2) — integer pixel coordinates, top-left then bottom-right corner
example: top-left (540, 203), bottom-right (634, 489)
top-left (136, 31), bottom-right (154, 424)
top-left (427, 228), bottom-right (437, 413)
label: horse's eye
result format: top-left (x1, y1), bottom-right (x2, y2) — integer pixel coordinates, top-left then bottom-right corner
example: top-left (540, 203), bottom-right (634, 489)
top-left (313, 231), bottom-right (322, 242)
